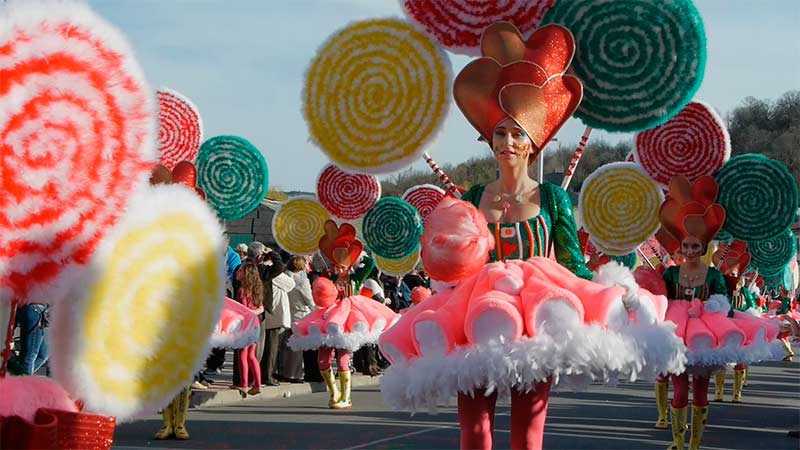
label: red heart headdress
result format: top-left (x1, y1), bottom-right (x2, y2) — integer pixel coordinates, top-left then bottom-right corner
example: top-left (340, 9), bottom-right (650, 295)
top-left (657, 176), bottom-right (726, 255)
top-left (318, 220), bottom-right (363, 269)
top-left (453, 22), bottom-right (582, 150)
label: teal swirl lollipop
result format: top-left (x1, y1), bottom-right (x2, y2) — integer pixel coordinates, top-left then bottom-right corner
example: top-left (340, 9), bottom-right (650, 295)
top-left (196, 135), bottom-right (269, 220)
top-left (715, 153), bottom-right (799, 242)
top-left (540, 0), bottom-right (706, 132)
top-left (714, 228), bottom-right (733, 243)
top-left (362, 197), bottom-right (423, 259)
top-left (748, 229), bottom-right (796, 275)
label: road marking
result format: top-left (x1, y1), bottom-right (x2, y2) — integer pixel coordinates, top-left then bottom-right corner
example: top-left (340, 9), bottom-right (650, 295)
top-left (341, 425), bottom-right (456, 449)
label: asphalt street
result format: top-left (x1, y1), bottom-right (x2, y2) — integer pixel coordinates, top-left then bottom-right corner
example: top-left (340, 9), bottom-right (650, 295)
top-left (114, 359), bottom-right (799, 450)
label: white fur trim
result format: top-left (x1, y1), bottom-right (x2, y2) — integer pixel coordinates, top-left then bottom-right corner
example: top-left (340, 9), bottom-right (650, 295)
top-left (594, 262), bottom-right (639, 295)
top-left (208, 323), bottom-right (259, 350)
top-left (288, 330), bottom-right (383, 352)
top-left (703, 294), bottom-right (731, 315)
top-left (687, 339), bottom-right (785, 366)
top-left (744, 307), bottom-right (762, 317)
top-left (380, 320), bottom-right (686, 413)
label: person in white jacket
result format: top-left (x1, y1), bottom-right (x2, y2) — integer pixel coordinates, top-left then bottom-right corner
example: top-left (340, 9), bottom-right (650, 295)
top-left (262, 252), bottom-right (295, 386)
top-left (278, 256), bottom-right (315, 382)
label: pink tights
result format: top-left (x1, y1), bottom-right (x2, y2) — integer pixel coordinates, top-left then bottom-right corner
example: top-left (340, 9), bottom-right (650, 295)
top-left (317, 347), bottom-right (351, 372)
top-left (671, 373), bottom-right (709, 408)
top-left (237, 343), bottom-right (261, 388)
top-left (457, 379), bottom-right (552, 450)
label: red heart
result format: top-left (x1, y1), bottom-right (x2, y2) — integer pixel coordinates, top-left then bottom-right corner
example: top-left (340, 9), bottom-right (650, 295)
top-left (501, 241), bottom-right (518, 258)
top-left (171, 161), bottom-right (197, 188)
top-left (318, 221), bottom-right (362, 268)
top-left (481, 22), bottom-right (576, 77)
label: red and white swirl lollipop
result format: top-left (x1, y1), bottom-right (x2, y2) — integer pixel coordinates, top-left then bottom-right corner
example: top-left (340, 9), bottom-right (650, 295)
top-left (401, 0), bottom-right (554, 55)
top-left (635, 101), bottom-right (730, 186)
top-left (157, 87), bottom-right (203, 170)
top-left (0, 2), bottom-right (156, 305)
top-left (402, 184), bottom-right (446, 225)
top-left (316, 164), bottom-right (381, 221)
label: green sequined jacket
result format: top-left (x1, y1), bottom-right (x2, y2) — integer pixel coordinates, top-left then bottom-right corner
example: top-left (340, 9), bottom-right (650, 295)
top-left (462, 182), bottom-right (593, 280)
top-left (662, 265), bottom-right (729, 302)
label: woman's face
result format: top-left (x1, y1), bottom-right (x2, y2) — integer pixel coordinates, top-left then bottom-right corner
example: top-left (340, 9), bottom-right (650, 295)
top-left (680, 236), bottom-right (704, 260)
top-left (492, 117), bottom-right (534, 166)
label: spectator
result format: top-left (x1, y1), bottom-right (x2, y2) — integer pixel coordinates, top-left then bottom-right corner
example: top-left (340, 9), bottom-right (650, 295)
top-left (235, 243), bottom-right (248, 261)
top-left (233, 262), bottom-right (265, 396)
top-left (261, 251), bottom-right (295, 386)
top-left (278, 256), bottom-right (314, 383)
top-left (16, 303), bottom-right (49, 375)
top-left (354, 268), bottom-right (384, 376)
top-left (205, 234), bottom-right (241, 374)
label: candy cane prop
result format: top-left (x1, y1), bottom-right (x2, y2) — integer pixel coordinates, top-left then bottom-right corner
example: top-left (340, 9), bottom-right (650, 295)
top-left (423, 152), bottom-right (461, 198)
top-left (638, 247), bottom-right (657, 270)
top-left (561, 126), bottom-right (593, 190)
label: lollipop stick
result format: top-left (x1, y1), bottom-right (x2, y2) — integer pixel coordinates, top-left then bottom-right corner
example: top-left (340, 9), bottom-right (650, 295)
top-left (422, 152), bottom-right (461, 198)
top-left (646, 240), bottom-right (666, 266)
top-left (638, 247), bottom-right (657, 270)
top-left (714, 243), bottom-right (731, 269)
top-left (561, 126), bottom-right (593, 190)
top-left (0, 298), bottom-right (19, 378)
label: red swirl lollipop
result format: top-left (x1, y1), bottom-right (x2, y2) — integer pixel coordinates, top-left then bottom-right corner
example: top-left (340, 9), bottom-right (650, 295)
top-left (401, 0), bottom-right (554, 55)
top-left (316, 164), bottom-right (381, 220)
top-left (0, 2), bottom-right (155, 304)
top-left (635, 101), bottom-right (730, 186)
top-left (403, 184), bottom-right (446, 225)
top-left (157, 87), bottom-right (203, 170)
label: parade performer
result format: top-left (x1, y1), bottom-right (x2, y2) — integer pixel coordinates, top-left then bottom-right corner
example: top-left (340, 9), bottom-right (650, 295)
top-left (379, 22), bottom-right (686, 450)
top-left (289, 222), bottom-right (399, 409)
top-left (655, 175), bottom-right (784, 450)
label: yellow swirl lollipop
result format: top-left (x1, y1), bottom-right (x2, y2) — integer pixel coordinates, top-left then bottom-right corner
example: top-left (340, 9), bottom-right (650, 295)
top-left (579, 162), bottom-right (664, 255)
top-left (273, 197), bottom-right (330, 255)
top-left (304, 18), bottom-right (451, 174)
top-left (50, 185), bottom-right (225, 421)
top-left (375, 247), bottom-right (421, 277)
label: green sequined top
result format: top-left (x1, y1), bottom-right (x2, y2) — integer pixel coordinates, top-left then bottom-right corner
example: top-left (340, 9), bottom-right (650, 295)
top-left (732, 286), bottom-right (758, 312)
top-left (462, 182), bottom-right (593, 280)
top-left (662, 265), bottom-right (728, 302)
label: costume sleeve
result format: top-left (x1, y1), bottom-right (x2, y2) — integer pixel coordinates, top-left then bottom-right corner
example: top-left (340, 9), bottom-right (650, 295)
top-left (662, 266), bottom-right (679, 299)
top-left (352, 256), bottom-right (376, 291)
top-left (460, 184), bottom-right (484, 208)
top-left (706, 267), bottom-right (734, 317)
top-left (547, 184), bottom-right (593, 280)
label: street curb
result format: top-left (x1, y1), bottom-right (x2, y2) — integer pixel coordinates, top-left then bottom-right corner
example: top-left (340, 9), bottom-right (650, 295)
top-left (189, 374), bottom-right (383, 408)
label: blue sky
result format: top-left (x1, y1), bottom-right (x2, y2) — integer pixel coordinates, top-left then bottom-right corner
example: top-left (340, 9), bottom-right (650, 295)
top-left (89, 0), bottom-right (800, 191)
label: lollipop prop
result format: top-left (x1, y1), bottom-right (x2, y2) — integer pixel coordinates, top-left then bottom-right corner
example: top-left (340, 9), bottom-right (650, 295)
top-left (561, 126), bottom-right (593, 190)
top-left (637, 247), bottom-right (657, 270)
top-left (422, 152), bottom-right (461, 197)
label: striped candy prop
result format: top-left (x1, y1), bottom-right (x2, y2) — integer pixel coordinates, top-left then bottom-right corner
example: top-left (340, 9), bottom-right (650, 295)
top-left (579, 162), bottom-right (664, 255)
top-left (157, 87), bottom-right (203, 170)
top-left (561, 126), bottom-right (593, 190)
top-left (715, 154), bottom-right (799, 242)
top-left (403, 184), bottom-right (446, 225)
top-left (423, 152), bottom-right (462, 197)
top-left (272, 197), bottom-right (330, 255)
top-left (51, 185), bottom-right (225, 421)
top-left (635, 101), bottom-right (730, 186)
top-left (748, 229), bottom-right (796, 275)
top-left (541, 0), bottom-right (706, 132)
top-left (0, 1), bottom-right (156, 306)
top-left (400, 0), bottom-right (554, 55)
top-left (362, 197), bottom-right (423, 260)
top-left (316, 164), bottom-right (381, 220)
top-left (196, 136), bottom-right (269, 221)
top-left (375, 247), bottom-right (421, 277)
top-left (714, 228), bottom-right (734, 243)
top-left (304, 19), bottom-right (451, 174)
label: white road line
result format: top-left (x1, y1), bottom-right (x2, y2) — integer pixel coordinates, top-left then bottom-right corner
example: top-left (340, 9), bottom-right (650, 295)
top-left (341, 425), bottom-right (456, 450)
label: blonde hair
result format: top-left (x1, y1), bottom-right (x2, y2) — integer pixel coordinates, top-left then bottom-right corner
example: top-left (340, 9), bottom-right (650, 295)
top-left (288, 255), bottom-right (306, 273)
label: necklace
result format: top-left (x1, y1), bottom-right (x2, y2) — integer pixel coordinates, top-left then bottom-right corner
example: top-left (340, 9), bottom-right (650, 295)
top-left (492, 186), bottom-right (536, 214)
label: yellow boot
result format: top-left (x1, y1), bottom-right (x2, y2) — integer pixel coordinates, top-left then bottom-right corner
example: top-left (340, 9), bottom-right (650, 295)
top-left (668, 406), bottom-right (687, 450)
top-left (732, 368), bottom-right (745, 403)
top-left (712, 370), bottom-right (725, 402)
top-left (743, 366), bottom-right (749, 387)
top-left (153, 399), bottom-right (174, 440)
top-left (321, 368), bottom-right (340, 408)
top-left (655, 381), bottom-right (669, 429)
top-left (172, 387), bottom-right (191, 440)
top-left (332, 370), bottom-right (352, 409)
top-left (688, 405), bottom-right (708, 450)
top-left (781, 338), bottom-right (794, 361)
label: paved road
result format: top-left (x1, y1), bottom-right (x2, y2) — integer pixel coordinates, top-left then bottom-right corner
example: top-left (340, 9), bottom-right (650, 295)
top-left (115, 359), bottom-right (799, 450)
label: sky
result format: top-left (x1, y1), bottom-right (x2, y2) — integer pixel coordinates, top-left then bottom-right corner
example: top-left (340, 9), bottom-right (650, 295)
top-left (88, 0), bottom-right (800, 192)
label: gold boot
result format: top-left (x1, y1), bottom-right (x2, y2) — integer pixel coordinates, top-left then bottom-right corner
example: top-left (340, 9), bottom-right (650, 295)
top-left (781, 338), bottom-right (794, 361)
top-left (688, 405), bottom-right (708, 450)
top-left (732, 368), bottom-right (745, 403)
top-left (655, 381), bottom-right (669, 429)
top-left (153, 400), bottom-right (175, 440)
top-left (743, 366), bottom-right (749, 387)
top-left (321, 368), bottom-right (340, 408)
top-left (332, 370), bottom-right (352, 409)
top-left (668, 406), bottom-right (687, 450)
top-left (172, 387), bottom-right (191, 440)
top-left (712, 370), bottom-right (725, 402)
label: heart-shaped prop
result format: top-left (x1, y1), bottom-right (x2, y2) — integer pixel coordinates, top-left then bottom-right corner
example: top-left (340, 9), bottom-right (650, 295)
top-left (318, 220), bottom-right (362, 268)
top-left (481, 22), bottom-right (576, 76)
top-left (171, 161), bottom-right (198, 188)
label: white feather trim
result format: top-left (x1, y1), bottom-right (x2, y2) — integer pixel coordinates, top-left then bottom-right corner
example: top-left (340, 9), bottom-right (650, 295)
top-left (744, 307), bottom-right (762, 317)
top-left (703, 294), bottom-right (731, 315)
top-left (288, 330), bottom-right (383, 352)
top-left (208, 325), bottom-right (259, 350)
top-left (594, 261), bottom-right (639, 295)
top-left (686, 339), bottom-right (785, 367)
top-left (380, 320), bottom-right (686, 413)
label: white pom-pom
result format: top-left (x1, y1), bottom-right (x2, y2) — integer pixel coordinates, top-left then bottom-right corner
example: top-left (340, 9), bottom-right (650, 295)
top-left (703, 294), bottom-right (731, 315)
